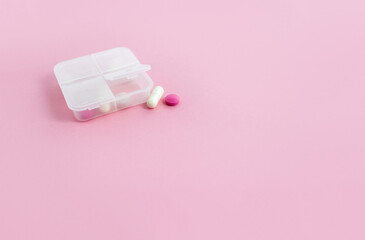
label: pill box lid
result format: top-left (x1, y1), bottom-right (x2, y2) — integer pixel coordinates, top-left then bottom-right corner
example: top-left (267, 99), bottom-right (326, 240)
top-left (54, 47), bottom-right (151, 111)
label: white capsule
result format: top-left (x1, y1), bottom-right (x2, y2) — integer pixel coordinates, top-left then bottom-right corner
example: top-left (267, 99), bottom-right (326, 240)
top-left (99, 103), bottom-right (111, 113)
top-left (147, 86), bottom-right (164, 108)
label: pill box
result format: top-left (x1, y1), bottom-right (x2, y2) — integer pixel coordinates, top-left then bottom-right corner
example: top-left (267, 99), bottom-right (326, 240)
top-left (54, 47), bottom-right (153, 121)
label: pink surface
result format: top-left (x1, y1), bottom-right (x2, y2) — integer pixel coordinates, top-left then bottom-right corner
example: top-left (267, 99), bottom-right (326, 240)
top-left (1, 0), bottom-right (365, 239)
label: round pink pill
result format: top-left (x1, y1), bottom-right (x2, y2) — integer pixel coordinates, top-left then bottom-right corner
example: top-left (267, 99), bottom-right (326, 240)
top-left (165, 94), bottom-right (180, 106)
top-left (76, 109), bottom-right (94, 121)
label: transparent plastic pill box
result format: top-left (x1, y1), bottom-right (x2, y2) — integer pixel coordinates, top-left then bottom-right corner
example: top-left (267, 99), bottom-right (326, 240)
top-left (54, 47), bottom-right (153, 121)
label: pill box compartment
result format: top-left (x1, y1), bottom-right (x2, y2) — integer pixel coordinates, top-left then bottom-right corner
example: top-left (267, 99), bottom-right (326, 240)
top-left (54, 48), bottom-right (153, 121)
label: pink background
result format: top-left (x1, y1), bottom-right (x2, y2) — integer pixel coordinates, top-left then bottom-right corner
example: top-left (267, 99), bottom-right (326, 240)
top-left (1, 0), bottom-right (365, 239)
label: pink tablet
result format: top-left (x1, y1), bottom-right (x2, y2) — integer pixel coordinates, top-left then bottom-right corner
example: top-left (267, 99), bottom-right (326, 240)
top-left (165, 94), bottom-right (180, 106)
